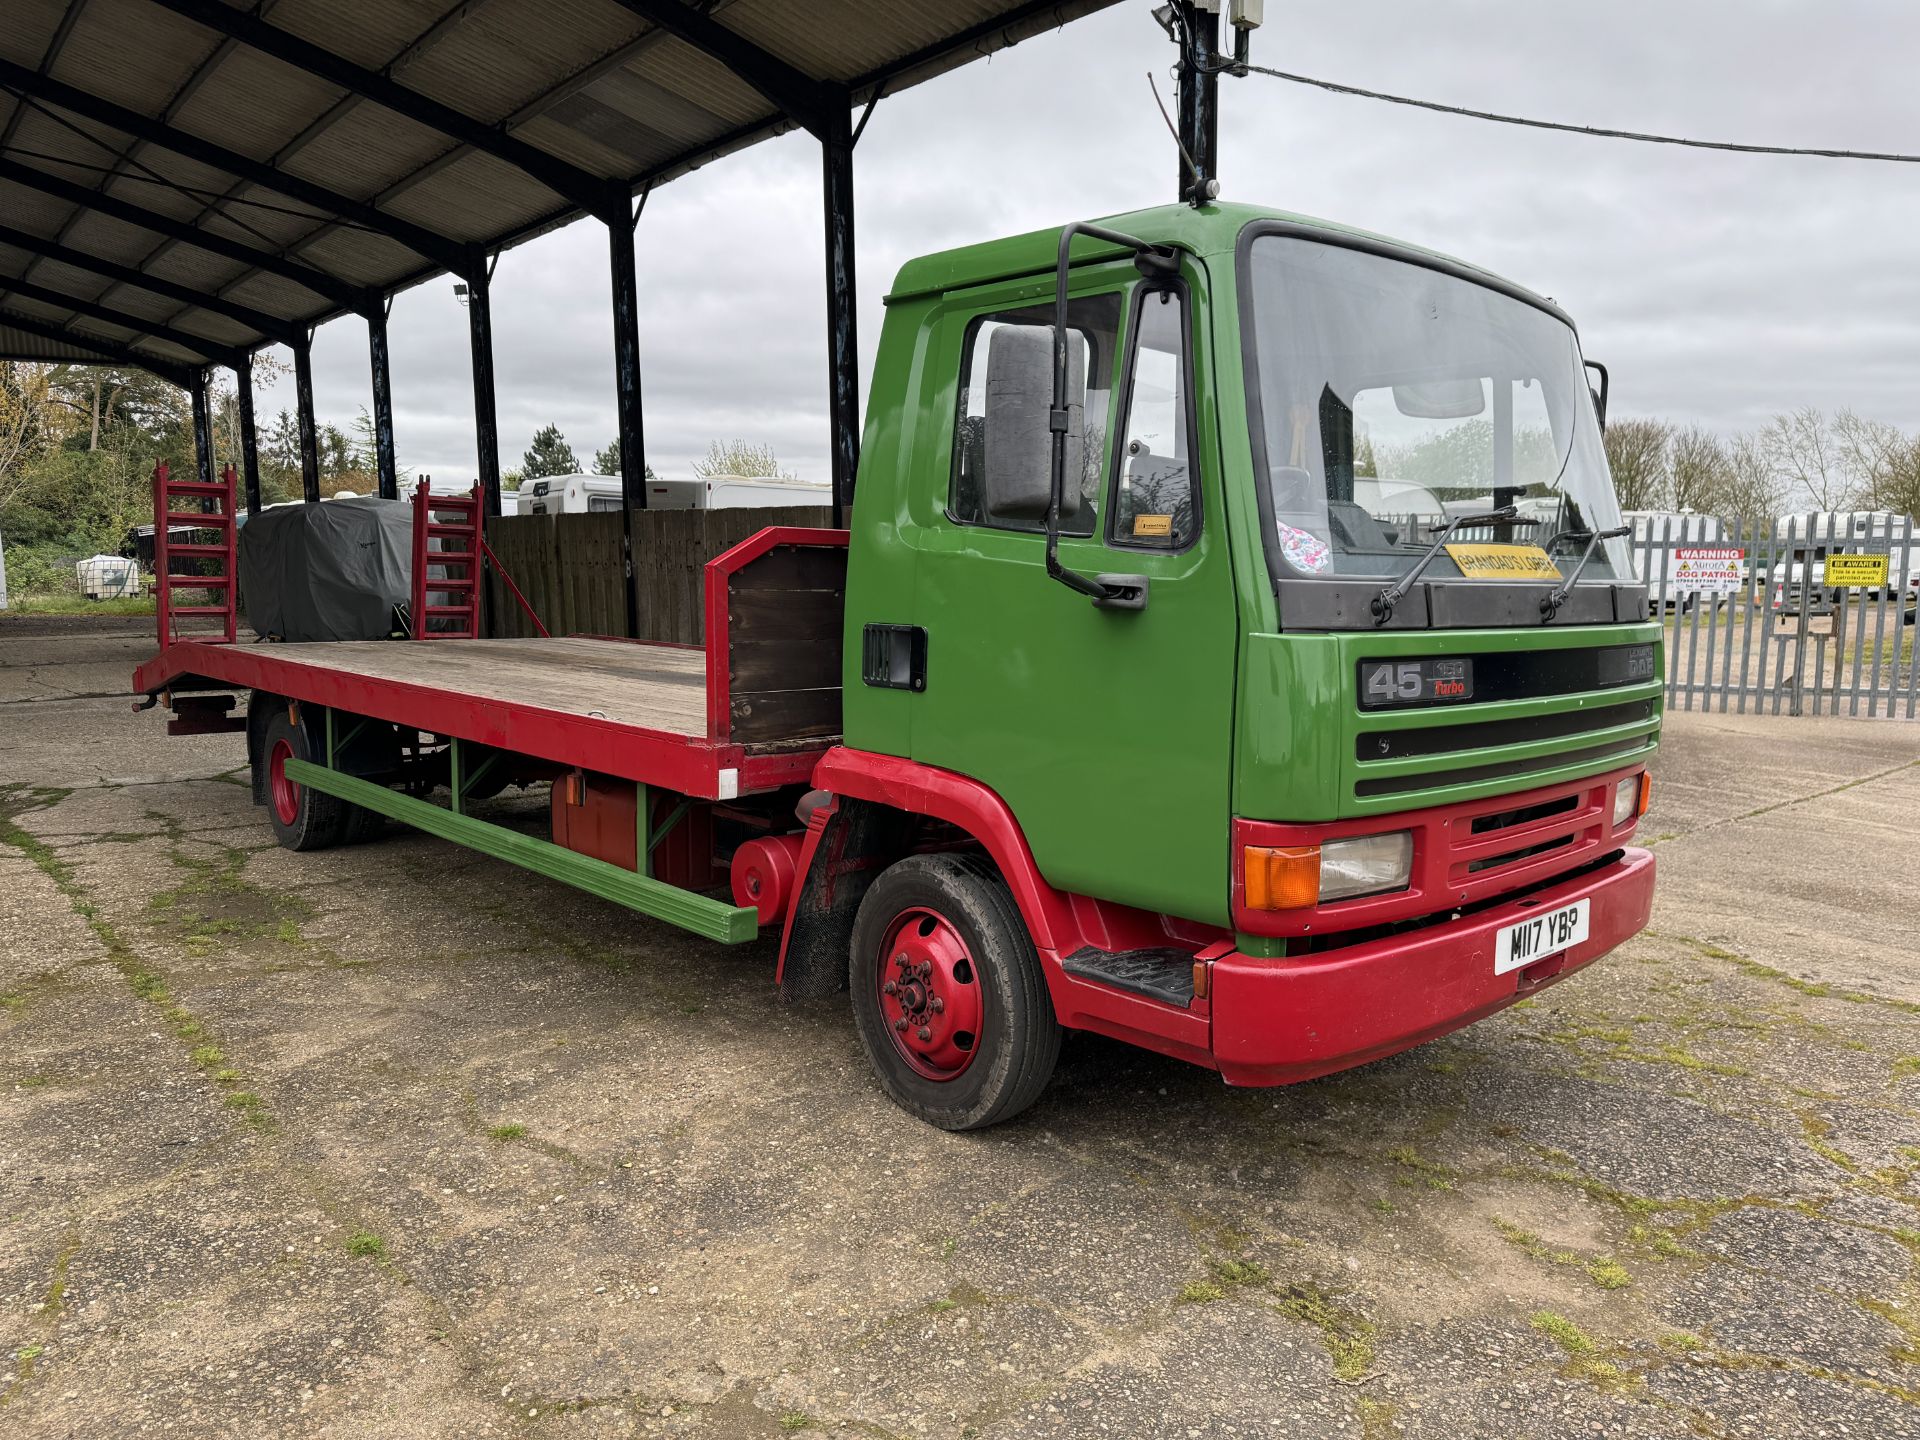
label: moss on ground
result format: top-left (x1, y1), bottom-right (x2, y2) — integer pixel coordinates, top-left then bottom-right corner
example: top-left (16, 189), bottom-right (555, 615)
top-left (1492, 1218), bottom-right (1633, 1290)
top-left (0, 787), bottom-right (273, 1131)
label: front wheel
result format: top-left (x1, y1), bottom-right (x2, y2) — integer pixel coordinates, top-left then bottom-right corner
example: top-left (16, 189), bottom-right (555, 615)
top-left (849, 853), bottom-right (1061, 1131)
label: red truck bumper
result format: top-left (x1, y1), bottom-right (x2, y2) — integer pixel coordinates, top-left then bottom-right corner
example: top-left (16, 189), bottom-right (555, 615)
top-left (1208, 846), bottom-right (1655, 1086)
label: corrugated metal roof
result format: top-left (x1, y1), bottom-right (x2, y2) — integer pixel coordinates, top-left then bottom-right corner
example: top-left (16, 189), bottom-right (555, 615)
top-left (0, 0), bottom-right (1122, 372)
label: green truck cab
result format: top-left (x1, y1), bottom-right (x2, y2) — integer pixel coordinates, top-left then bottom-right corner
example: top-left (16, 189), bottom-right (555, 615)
top-left (796, 201), bottom-right (1658, 1126)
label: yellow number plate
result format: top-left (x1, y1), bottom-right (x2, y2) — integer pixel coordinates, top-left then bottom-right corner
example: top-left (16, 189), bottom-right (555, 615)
top-left (1444, 542), bottom-right (1563, 581)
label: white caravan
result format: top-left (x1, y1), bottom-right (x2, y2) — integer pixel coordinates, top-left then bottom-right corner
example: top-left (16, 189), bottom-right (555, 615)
top-left (517, 472), bottom-right (830, 514)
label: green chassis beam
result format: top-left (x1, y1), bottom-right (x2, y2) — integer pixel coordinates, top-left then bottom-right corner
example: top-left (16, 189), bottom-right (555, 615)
top-left (283, 758), bottom-right (759, 944)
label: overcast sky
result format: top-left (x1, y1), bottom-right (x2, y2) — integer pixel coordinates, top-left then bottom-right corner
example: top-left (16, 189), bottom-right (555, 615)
top-left (249, 0), bottom-right (1920, 487)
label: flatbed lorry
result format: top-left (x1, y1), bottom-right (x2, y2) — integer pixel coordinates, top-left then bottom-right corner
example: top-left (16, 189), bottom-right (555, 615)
top-left (134, 202), bottom-right (1659, 1130)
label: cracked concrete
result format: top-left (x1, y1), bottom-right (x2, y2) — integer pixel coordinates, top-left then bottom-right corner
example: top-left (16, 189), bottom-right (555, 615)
top-left (3, 613), bottom-right (1919, 1438)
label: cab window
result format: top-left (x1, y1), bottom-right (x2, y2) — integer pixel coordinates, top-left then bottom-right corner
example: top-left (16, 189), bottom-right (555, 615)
top-left (949, 293), bottom-right (1122, 533)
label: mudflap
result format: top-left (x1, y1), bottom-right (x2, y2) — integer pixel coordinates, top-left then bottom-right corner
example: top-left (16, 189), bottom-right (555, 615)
top-left (777, 796), bottom-right (913, 1002)
top-left (246, 691), bottom-right (281, 806)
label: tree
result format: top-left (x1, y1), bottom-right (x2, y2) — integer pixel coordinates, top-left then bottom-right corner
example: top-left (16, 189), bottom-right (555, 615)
top-left (1834, 410), bottom-right (1920, 519)
top-left (1667, 426), bottom-right (1733, 513)
top-left (1763, 407), bottom-right (1859, 512)
top-left (692, 439), bottom-right (792, 480)
top-left (592, 438), bottom-right (654, 480)
top-left (260, 409), bottom-right (302, 504)
top-left (1719, 433), bottom-right (1789, 526)
top-left (0, 363), bottom-right (64, 512)
top-left (1602, 418), bottom-right (1671, 512)
top-left (522, 424), bottom-right (579, 479)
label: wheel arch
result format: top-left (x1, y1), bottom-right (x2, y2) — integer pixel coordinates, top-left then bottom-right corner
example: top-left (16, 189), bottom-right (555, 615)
top-left (775, 748), bottom-right (1072, 1001)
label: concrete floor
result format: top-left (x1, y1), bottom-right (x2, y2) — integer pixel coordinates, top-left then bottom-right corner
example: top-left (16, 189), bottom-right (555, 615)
top-left (3, 612), bottom-right (1918, 1439)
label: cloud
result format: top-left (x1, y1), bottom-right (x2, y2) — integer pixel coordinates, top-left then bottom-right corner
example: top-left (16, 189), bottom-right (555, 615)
top-left (247, 1), bottom-right (1920, 484)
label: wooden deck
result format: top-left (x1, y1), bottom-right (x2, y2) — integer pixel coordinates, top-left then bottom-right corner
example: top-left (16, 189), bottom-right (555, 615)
top-left (260, 636), bottom-right (709, 735)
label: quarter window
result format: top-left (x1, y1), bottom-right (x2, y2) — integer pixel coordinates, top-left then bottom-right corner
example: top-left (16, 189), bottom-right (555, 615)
top-left (1110, 289), bottom-right (1197, 549)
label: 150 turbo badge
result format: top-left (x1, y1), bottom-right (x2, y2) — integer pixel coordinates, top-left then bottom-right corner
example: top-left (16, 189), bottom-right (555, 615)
top-left (1360, 657), bottom-right (1474, 708)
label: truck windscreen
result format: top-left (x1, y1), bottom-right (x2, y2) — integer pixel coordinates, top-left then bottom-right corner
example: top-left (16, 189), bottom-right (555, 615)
top-left (1243, 234), bottom-right (1627, 585)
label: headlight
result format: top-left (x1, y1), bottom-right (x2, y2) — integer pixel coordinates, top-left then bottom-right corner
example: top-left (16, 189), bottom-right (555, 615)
top-left (1243, 831), bottom-right (1414, 910)
top-left (1318, 832), bottom-right (1413, 903)
top-left (1613, 776), bottom-right (1639, 827)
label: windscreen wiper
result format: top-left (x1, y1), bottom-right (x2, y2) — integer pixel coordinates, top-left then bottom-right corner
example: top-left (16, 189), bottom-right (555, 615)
top-left (1540, 525), bottom-right (1630, 620)
top-left (1371, 506), bottom-right (1518, 625)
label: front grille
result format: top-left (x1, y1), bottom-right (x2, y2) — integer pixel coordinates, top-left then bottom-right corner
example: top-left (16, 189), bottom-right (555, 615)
top-left (1352, 643), bottom-right (1655, 712)
top-left (1472, 793), bottom-right (1579, 834)
top-left (1355, 738), bottom-right (1654, 799)
top-left (1468, 832), bottom-right (1574, 874)
top-left (1358, 698), bottom-right (1655, 763)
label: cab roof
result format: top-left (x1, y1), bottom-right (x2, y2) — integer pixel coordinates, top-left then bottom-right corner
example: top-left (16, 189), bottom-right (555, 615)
top-left (886, 201), bottom-right (1553, 315)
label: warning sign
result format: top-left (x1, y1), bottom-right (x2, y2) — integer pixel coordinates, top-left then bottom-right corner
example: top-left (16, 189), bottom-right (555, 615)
top-left (1824, 553), bottom-right (1890, 588)
top-left (1672, 547), bottom-right (1744, 595)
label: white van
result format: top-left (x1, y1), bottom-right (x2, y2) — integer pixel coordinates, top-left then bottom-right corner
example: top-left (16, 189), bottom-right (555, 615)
top-left (518, 472), bottom-right (831, 515)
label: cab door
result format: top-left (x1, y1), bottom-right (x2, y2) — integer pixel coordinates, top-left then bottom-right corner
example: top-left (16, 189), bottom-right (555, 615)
top-left (904, 256), bottom-right (1238, 926)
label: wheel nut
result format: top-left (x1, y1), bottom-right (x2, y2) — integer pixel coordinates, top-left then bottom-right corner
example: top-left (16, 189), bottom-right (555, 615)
top-left (930, 997), bottom-right (944, 1013)
top-left (894, 1017), bottom-right (908, 1032)
top-left (883, 981), bottom-right (898, 996)
top-left (917, 1027), bottom-right (932, 1042)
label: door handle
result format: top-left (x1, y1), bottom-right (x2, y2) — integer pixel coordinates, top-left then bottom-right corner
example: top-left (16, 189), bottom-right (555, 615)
top-left (1092, 573), bottom-right (1150, 611)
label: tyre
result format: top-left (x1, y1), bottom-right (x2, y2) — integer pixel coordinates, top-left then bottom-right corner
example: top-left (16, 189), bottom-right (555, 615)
top-left (259, 709), bottom-right (349, 852)
top-left (849, 853), bottom-right (1061, 1131)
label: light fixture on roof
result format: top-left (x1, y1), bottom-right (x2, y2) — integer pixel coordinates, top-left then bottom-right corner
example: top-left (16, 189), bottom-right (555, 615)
top-left (453, 282), bottom-right (470, 309)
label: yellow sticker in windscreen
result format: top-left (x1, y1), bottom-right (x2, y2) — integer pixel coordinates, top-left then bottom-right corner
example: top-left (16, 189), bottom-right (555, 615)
top-left (1444, 543), bottom-right (1562, 581)
top-left (1132, 514), bottom-right (1173, 538)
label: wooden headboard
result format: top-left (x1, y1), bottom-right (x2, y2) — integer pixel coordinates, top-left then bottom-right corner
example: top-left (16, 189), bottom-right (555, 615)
top-left (703, 527), bottom-right (850, 747)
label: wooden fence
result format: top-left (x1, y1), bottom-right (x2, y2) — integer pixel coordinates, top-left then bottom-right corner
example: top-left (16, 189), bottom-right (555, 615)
top-left (481, 507), bottom-right (833, 643)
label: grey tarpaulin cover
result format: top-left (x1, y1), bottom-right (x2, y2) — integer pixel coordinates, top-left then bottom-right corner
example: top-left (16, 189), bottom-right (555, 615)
top-left (239, 498), bottom-right (412, 641)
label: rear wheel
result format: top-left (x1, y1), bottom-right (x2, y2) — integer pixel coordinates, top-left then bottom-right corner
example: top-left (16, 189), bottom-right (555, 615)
top-left (849, 853), bottom-right (1060, 1131)
top-left (259, 710), bottom-right (353, 851)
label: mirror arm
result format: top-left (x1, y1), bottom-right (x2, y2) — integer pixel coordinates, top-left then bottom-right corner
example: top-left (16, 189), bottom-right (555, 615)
top-left (1045, 222), bottom-right (1181, 607)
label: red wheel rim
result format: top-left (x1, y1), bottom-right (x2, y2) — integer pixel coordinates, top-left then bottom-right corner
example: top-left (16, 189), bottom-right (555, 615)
top-left (876, 906), bottom-right (984, 1081)
top-left (269, 737), bottom-right (301, 826)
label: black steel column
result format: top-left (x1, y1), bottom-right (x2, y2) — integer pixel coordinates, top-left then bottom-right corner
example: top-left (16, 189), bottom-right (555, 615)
top-left (293, 333), bottom-right (320, 502)
top-left (465, 250), bottom-right (502, 517)
top-left (366, 295), bottom-right (398, 500)
top-left (234, 351), bottom-right (262, 517)
top-left (606, 185), bottom-right (648, 638)
top-left (821, 97), bottom-right (859, 530)
top-left (1175, 1), bottom-right (1220, 205)
top-left (188, 366), bottom-right (214, 487)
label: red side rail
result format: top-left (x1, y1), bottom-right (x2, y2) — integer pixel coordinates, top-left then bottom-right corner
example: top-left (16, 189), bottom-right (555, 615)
top-left (701, 525), bottom-right (849, 743)
top-left (153, 460), bottom-right (238, 649)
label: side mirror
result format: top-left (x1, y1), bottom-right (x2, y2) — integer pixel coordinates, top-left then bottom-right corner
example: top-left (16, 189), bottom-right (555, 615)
top-left (1584, 359), bottom-right (1609, 432)
top-left (983, 324), bottom-right (1084, 523)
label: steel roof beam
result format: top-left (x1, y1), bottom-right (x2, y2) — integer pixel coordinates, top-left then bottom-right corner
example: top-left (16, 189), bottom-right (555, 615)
top-left (0, 305), bottom-right (194, 385)
top-left (602, 0), bottom-right (835, 138)
top-left (0, 273), bottom-right (245, 365)
top-left (0, 156), bottom-right (356, 306)
top-left (0, 56), bottom-right (468, 271)
top-left (0, 223), bottom-right (295, 343)
top-left (141, 0), bottom-right (614, 216)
